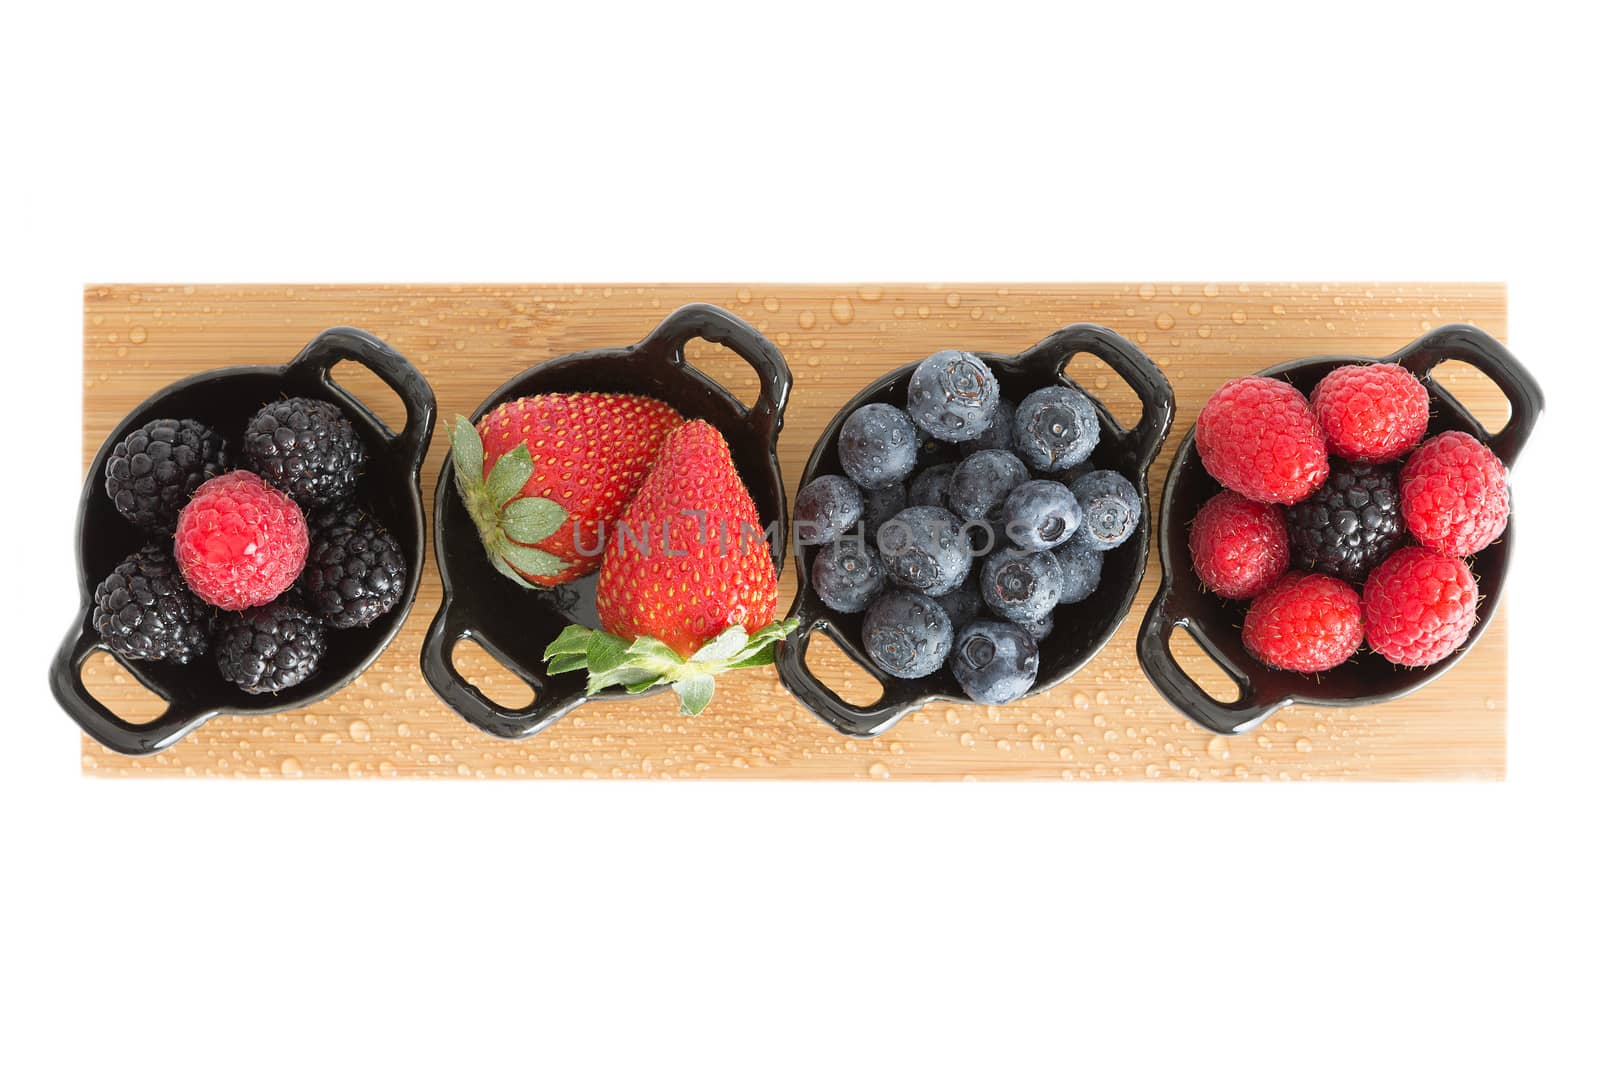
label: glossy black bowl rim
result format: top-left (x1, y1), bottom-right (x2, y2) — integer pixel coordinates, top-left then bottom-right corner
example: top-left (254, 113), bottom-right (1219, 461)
top-left (776, 323), bottom-right (1175, 737)
top-left (420, 302), bottom-right (792, 741)
top-left (1135, 323), bottom-right (1544, 734)
top-left (49, 327), bottom-right (437, 756)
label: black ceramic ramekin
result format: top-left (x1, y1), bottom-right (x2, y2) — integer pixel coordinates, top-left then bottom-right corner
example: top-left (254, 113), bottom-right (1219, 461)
top-left (775, 324), bottom-right (1175, 737)
top-left (51, 327), bottom-right (436, 755)
top-left (420, 303), bottom-right (792, 740)
top-left (1136, 323), bottom-right (1543, 735)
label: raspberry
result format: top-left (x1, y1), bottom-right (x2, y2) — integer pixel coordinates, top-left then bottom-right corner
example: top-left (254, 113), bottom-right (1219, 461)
top-left (1310, 363), bottom-right (1430, 463)
top-left (1188, 490), bottom-right (1289, 599)
top-left (174, 470), bottom-right (309, 610)
top-left (1399, 431), bottom-right (1509, 556)
top-left (1195, 377), bottom-right (1329, 505)
top-left (1242, 571), bottom-right (1363, 672)
top-left (1363, 547), bottom-right (1478, 667)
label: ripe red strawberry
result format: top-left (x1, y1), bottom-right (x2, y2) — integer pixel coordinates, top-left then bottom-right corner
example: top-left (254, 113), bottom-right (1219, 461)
top-left (1399, 430), bottom-right (1509, 556)
top-left (1195, 377), bottom-right (1329, 505)
top-left (1241, 571), bottom-right (1363, 673)
top-left (451, 393), bottom-right (683, 587)
top-left (174, 470), bottom-right (309, 610)
top-left (543, 420), bottom-right (796, 715)
top-left (1188, 489), bottom-right (1289, 599)
top-left (1310, 362), bottom-right (1430, 463)
top-left (1363, 547), bottom-right (1478, 667)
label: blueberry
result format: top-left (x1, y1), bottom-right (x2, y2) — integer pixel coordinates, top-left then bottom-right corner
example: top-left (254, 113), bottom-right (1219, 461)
top-left (960, 397), bottom-right (1016, 457)
top-left (793, 474), bottom-right (863, 545)
top-left (812, 537), bottom-right (886, 613)
top-left (1069, 468), bottom-right (1141, 550)
top-left (905, 350), bottom-right (1001, 443)
top-left (838, 403), bottom-right (917, 490)
top-left (908, 463), bottom-right (956, 509)
top-left (860, 482), bottom-right (908, 541)
top-left (1002, 479), bottom-right (1083, 552)
top-left (950, 619), bottom-right (1039, 704)
top-left (979, 547), bottom-right (1064, 622)
top-left (912, 423), bottom-right (961, 469)
top-left (862, 591), bottom-right (953, 679)
top-left (876, 505), bottom-right (972, 596)
top-left (1014, 385), bottom-right (1100, 471)
top-left (948, 449), bottom-right (1028, 523)
top-left (1060, 460), bottom-right (1095, 484)
top-left (1022, 612), bottom-right (1055, 642)
top-left (1053, 527), bottom-right (1104, 605)
top-left (934, 573), bottom-right (984, 632)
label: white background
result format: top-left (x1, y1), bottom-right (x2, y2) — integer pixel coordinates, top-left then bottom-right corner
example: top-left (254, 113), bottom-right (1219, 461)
top-left (2, 2), bottom-right (1595, 1063)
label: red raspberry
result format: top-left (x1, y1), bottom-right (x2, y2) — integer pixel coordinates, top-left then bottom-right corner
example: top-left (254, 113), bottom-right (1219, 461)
top-left (1242, 571), bottom-right (1363, 673)
top-left (174, 471), bottom-right (309, 610)
top-left (1195, 377), bottom-right (1329, 505)
top-left (1310, 362), bottom-right (1430, 463)
top-left (1363, 547), bottom-right (1478, 667)
top-left (1188, 490), bottom-right (1289, 599)
top-left (1399, 431), bottom-right (1509, 556)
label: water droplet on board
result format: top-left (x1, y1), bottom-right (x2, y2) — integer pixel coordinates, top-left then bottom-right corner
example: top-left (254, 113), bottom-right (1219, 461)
top-left (764, 296), bottom-right (781, 312)
top-left (736, 288), bottom-right (752, 303)
top-left (917, 305), bottom-right (930, 318)
top-left (945, 292), bottom-right (961, 308)
top-left (1187, 303), bottom-right (1203, 316)
top-left (1138, 283), bottom-right (1157, 300)
top-left (128, 325), bottom-right (147, 344)
top-left (1155, 313), bottom-right (1174, 330)
top-left (1295, 737), bottom-right (1313, 753)
top-left (1206, 736), bottom-right (1230, 760)
top-left (868, 761), bottom-right (890, 779)
top-left (830, 296), bottom-right (854, 324)
top-left (798, 309), bottom-right (817, 329)
top-left (280, 757), bottom-right (303, 777)
top-left (1203, 283), bottom-right (1219, 297)
top-left (349, 720), bottom-right (371, 742)
top-left (1231, 309), bottom-right (1247, 324)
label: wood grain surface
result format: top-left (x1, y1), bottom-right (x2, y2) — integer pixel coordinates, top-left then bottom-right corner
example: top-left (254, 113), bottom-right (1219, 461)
top-left (76, 283), bottom-right (1510, 780)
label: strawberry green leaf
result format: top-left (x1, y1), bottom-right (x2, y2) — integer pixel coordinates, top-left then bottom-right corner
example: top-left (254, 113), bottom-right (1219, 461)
top-left (623, 677), bottom-right (663, 694)
top-left (546, 653), bottom-right (587, 676)
top-left (499, 541), bottom-right (567, 578)
top-left (626, 636), bottom-right (686, 667)
top-left (689, 625), bottom-right (750, 664)
top-left (502, 496), bottom-right (567, 544)
top-left (487, 552), bottom-right (536, 589)
top-left (544, 625), bottom-right (596, 659)
top-left (727, 643), bottom-right (779, 669)
top-left (587, 665), bottom-right (658, 696)
top-left (673, 675), bottom-right (716, 717)
top-left (485, 444), bottom-right (534, 508)
top-left (450, 415), bottom-right (485, 493)
top-left (585, 631), bottom-right (633, 677)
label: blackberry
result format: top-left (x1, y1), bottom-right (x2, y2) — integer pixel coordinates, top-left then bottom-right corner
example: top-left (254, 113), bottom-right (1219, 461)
top-left (215, 601), bottom-right (327, 694)
top-left (104, 418), bottom-right (227, 533)
top-left (244, 397), bottom-right (364, 506)
top-left (92, 546), bottom-right (211, 663)
top-left (301, 505), bottom-right (408, 629)
top-left (1285, 460), bottom-right (1404, 583)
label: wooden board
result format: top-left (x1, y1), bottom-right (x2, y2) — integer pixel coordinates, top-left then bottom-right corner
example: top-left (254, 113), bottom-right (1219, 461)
top-left (77, 284), bottom-right (1510, 780)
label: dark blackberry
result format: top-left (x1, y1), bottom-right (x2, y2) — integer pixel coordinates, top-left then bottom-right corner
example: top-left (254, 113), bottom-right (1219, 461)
top-left (104, 418), bottom-right (227, 533)
top-left (301, 505), bottom-right (408, 629)
top-left (1285, 460), bottom-right (1404, 583)
top-left (92, 546), bottom-right (211, 663)
top-left (215, 601), bottom-right (327, 694)
top-left (243, 397), bottom-right (364, 506)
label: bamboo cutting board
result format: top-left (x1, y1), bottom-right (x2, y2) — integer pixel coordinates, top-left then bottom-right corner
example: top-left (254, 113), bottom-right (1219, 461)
top-left (77, 284), bottom-right (1510, 780)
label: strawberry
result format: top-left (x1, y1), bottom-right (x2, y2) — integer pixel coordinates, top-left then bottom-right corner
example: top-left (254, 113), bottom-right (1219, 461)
top-left (451, 393), bottom-right (683, 587)
top-left (543, 420), bottom-right (796, 715)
